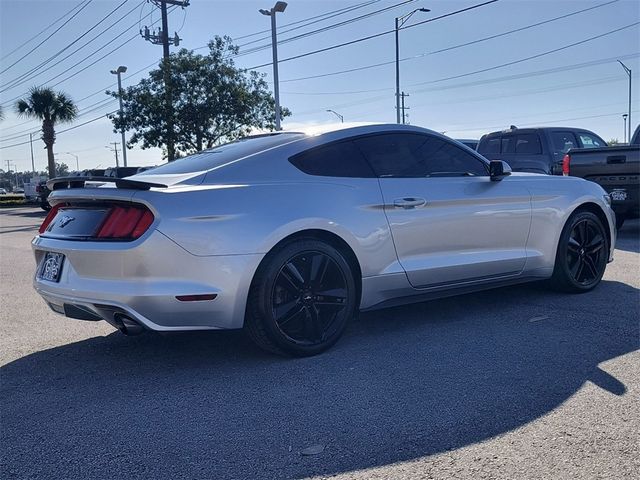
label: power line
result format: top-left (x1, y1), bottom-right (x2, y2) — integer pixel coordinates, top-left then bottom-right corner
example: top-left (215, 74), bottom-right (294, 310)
top-left (408, 21), bottom-right (639, 88)
top-left (277, 0), bottom-right (620, 84)
top-left (281, 53), bottom-right (640, 96)
top-left (233, 0), bottom-right (416, 57)
top-left (0, 7), bottom-right (172, 108)
top-left (0, 1), bottom-right (89, 62)
top-left (230, 0), bottom-right (384, 42)
top-left (448, 110), bottom-right (640, 134)
top-left (0, 111), bottom-right (118, 150)
top-left (1, 0), bottom-right (142, 93)
top-left (247, 0), bottom-right (500, 69)
top-left (0, 0), bottom-right (94, 75)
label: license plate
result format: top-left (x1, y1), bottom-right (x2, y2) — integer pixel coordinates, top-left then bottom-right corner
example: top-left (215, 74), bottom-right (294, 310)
top-left (610, 190), bottom-right (628, 202)
top-left (38, 252), bottom-right (65, 282)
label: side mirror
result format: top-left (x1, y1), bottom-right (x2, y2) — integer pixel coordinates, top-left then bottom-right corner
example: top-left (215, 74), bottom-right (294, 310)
top-left (489, 160), bottom-right (512, 181)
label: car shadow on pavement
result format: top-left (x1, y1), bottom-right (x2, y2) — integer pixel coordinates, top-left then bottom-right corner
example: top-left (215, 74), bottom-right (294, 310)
top-left (0, 208), bottom-right (47, 219)
top-left (1, 280), bottom-right (638, 479)
top-left (615, 219), bottom-right (639, 254)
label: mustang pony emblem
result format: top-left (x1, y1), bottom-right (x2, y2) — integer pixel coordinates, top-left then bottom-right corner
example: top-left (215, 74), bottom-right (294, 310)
top-left (58, 215), bottom-right (75, 228)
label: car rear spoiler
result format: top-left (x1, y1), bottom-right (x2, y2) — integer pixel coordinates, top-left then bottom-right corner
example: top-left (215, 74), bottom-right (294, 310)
top-left (47, 176), bottom-right (168, 191)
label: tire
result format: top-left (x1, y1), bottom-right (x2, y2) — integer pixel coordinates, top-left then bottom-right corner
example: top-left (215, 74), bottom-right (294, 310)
top-left (40, 202), bottom-right (51, 212)
top-left (245, 238), bottom-right (357, 357)
top-left (550, 211), bottom-right (608, 293)
top-left (615, 214), bottom-right (625, 231)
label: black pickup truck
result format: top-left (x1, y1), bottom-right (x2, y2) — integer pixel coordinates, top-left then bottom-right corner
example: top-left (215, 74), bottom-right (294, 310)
top-left (477, 126), bottom-right (607, 174)
top-left (563, 125), bottom-right (639, 229)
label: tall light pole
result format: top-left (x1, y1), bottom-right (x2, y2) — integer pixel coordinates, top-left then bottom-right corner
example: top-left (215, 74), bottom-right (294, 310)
top-left (395, 7), bottom-right (429, 124)
top-left (326, 109), bottom-right (344, 123)
top-left (260, 1), bottom-right (287, 131)
top-left (110, 65), bottom-right (128, 166)
top-left (618, 60), bottom-right (632, 143)
top-left (623, 114), bottom-right (628, 143)
top-left (63, 152), bottom-right (79, 171)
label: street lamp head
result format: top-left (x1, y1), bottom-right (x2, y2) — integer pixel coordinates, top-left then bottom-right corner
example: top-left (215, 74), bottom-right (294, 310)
top-left (259, 8), bottom-right (271, 15)
top-left (419, 8), bottom-right (430, 12)
top-left (111, 66), bottom-right (127, 75)
top-left (623, 113), bottom-right (628, 119)
top-left (274, 1), bottom-right (287, 13)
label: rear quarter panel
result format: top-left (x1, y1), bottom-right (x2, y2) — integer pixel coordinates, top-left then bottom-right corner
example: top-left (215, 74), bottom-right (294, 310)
top-left (520, 175), bottom-right (615, 274)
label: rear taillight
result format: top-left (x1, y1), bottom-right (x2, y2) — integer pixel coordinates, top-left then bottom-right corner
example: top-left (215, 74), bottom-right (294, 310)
top-left (562, 154), bottom-right (570, 176)
top-left (39, 205), bottom-right (61, 234)
top-left (95, 206), bottom-right (154, 240)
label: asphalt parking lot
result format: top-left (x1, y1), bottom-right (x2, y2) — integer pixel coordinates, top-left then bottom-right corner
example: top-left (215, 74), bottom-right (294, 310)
top-left (1, 206), bottom-right (638, 480)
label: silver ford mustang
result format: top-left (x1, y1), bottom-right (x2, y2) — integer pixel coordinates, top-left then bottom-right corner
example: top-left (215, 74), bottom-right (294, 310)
top-left (33, 124), bottom-right (615, 356)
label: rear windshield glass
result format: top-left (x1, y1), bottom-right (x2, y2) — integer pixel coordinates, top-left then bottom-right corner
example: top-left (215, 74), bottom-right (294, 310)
top-left (136, 133), bottom-right (306, 175)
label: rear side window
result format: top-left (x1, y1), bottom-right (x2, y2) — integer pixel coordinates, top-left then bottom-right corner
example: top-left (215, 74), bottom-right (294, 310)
top-left (501, 134), bottom-right (541, 154)
top-left (136, 133), bottom-right (306, 175)
top-left (289, 141), bottom-right (375, 177)
top-left (551, 131), bottom-right (578, 154)
top-left (479, 137), bottom-right (501, 155)
top-left (354, 133), bottom-right (486, 177)
top-left (514, 134), bottom-right (542, 154)
top-left (578, 133), bottom-right (606, 148)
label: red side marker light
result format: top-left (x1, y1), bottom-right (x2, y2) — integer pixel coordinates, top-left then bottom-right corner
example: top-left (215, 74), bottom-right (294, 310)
top-left (176, 294), bottom-right (218, 302)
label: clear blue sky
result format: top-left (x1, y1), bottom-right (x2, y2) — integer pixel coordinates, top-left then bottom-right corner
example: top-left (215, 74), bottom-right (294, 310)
top-left (1, 0), bottom-right (639, 172)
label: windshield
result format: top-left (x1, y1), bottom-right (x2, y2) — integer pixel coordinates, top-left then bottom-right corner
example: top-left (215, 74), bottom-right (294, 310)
top-left (136, 133), bottom-right (306, 175)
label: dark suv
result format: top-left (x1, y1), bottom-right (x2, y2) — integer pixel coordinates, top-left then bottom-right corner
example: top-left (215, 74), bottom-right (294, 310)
top-left (477, 126), bottom-right (607, 174)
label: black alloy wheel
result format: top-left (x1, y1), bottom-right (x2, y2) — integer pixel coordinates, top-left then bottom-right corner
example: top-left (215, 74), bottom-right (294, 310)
top-left (551, 211), bottom-right (608, 293)
top-left (246, 239), bottom-right (357, 356)
top-left (271, 251), bottom-right (348, 346)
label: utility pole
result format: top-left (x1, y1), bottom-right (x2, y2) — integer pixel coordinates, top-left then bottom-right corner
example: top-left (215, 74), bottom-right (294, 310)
top-left (110, 66), bottom-right (128, 166)
top-left (141, 0), bottom-right (189, 161)
top-left (400, 92), bottom-right (410, 125)
top-left (395, 8), bottom-right (429, 124)
top-left (29, 132), bottom-right (35, 174)
top-left (107, 142), bottom-right (120, 167)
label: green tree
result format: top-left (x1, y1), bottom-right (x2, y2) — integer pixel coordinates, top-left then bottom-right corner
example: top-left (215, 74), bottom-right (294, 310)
top-left (109, 36), bottom-right (290, 159)
top-left (15, 87), bottom-right (77, 179)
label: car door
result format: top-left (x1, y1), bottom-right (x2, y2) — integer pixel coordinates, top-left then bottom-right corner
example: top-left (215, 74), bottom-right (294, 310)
top-left (354, 133), bottom-right (532, 289)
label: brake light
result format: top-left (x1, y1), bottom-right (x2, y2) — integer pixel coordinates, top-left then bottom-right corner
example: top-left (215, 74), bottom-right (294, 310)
top-left (95, 206), bottom-right (154, 239)
top-left (562, 154), bottom-right (570, 176)
top-left (39, 205), bottom-right (61, 234)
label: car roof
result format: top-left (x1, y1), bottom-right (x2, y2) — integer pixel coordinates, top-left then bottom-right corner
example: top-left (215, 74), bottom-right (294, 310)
top-left (482, 126), bottom-right (597, 138)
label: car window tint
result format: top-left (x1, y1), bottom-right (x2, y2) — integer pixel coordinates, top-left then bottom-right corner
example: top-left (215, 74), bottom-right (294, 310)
top-left (355, 133), bottom-right (486, 177)
top-left (136, 133), bottom-right (306, 175)
top-left (289, 141), bottom-right (375, 177)
top-left (420, 139), bottom-right (487, 176)
top-left (551, 131), bottom-right (578, 154)
top-left (578, 133), bottom-right (606, 148)
top-left (354, 134), bottom-right (427, 177)
top-left (514, 133), bottom-right (542, 154)
top-left (501, 135), bottom-right (516, 154)
top-left (479, 137), bottom-right (500, 154)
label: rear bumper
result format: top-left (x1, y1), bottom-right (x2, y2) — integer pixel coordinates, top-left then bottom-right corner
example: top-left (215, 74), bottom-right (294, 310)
top-left (32, 231), bottom-right (264, 331)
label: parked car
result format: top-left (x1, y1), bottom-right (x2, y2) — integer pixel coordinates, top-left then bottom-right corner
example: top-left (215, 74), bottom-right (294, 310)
top-left (455, 139), bottom-right (479, 150)
top-left (104, 166), bottom-right (142, 178)
top-left (477, 126), bottom-right (607, 174)
top-left (0, 188), bottom-right (7, 195)
top-left (34, 124), bottom-right (615, 356)
top-left (35, 181), bottom-right (51, 211)
top-left (563, 125), bottom-right (639, 230)
top-left (14, 187), bottom-right (24, 194)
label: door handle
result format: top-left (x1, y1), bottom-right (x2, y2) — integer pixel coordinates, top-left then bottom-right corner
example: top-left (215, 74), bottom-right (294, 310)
top-left (393, 197), bottom-right (426, 209)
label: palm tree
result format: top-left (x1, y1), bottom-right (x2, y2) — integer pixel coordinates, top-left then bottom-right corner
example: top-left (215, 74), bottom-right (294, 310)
top-left (0, 105), bottom-right (4, 121)
top-left (15, 87), bottom-right (77, 178)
